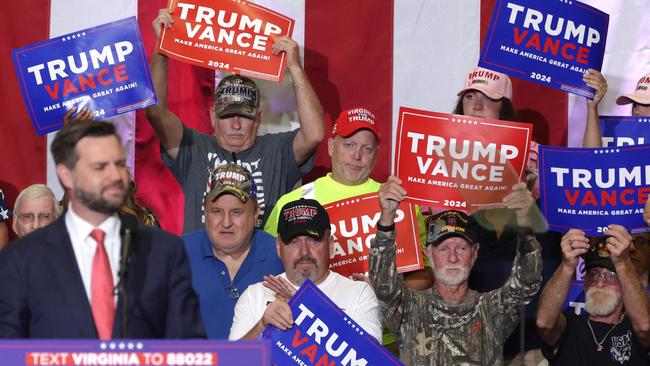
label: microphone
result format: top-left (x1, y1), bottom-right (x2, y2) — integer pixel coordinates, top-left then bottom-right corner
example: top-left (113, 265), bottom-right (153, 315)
top-left (117, 213), bottom-right (138, 338)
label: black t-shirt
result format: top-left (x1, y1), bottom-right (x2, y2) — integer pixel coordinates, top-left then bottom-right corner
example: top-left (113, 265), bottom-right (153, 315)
top-left (542, 312), bottom-right (650, 365)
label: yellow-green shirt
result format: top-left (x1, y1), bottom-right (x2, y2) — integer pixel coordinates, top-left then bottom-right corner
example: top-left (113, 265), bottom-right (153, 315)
top-left (264, 173), bottom-right (428, 249)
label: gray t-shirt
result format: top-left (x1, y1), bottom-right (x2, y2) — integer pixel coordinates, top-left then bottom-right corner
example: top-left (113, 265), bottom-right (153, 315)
top-left (162, 126), bottom-right (313, 234)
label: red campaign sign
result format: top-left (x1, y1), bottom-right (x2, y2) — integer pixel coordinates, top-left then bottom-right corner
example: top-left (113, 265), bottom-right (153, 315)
top-left (158, 0), bottom-right (294, 82)
top-left (394, 107), bottom-right (533, 211)
top-left (323, 193), bottom-right (423, 277)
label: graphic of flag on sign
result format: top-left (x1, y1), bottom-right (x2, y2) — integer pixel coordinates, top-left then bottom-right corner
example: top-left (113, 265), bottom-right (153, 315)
top-left (0, 189), bottom-right (10, 221)
top-left (158, 0), bottom-right (294, 82)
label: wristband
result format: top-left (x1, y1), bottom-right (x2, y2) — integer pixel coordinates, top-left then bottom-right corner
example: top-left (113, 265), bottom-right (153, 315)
top-left (376, 222), bottom-right (395, 232)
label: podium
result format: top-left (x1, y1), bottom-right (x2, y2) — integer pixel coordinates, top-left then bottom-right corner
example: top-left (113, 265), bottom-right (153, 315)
top-left (0, 339), bottom-right (270, 365)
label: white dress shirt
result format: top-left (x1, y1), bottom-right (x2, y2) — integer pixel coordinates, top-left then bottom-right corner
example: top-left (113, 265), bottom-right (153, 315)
top-left (229, 271), bottom-right (382, 341)
top-left (65, 204), bottom-right (122, 303)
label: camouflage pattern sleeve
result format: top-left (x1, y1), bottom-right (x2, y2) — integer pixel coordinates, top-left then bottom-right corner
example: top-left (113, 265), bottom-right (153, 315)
top-left (485, 228), bottom-right (543, 342)
top-left (369, 230), bottom-right (406, 335)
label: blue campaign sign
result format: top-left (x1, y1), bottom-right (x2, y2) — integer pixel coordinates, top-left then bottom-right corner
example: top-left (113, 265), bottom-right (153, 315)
top-left (12, 17), bottom-right (157, 136)
top-left (0, 339), bottom-right (270, 365)
top-left (600, 116), bottom-right (650, 147)
top-left (538, 145), bottom-right (650, 235)
top-left (479, 0), bottom-right (608, 98)
top-left (262, 279), bottom-right (402, 366)
top-left (563, 280), bottom-right (586, 315)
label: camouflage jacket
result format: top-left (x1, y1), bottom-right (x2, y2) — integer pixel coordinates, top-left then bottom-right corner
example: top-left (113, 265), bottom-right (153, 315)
top-left (369, 229), bottom-right (542, 366)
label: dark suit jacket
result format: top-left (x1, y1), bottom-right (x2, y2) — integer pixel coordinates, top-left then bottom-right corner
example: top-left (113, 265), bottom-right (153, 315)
top-left (0, 215), bottom-right (205, 339)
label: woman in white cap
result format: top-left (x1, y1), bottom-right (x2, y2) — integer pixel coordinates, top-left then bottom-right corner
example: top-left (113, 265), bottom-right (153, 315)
top-left (453, 66), bottom-right (607, 148)
top-left (452, 66), bottom-right (516, 121)
top-left (616, 72), bottom-right (650, 116)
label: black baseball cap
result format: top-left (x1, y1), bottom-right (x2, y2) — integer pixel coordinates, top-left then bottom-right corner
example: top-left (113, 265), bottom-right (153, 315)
top-left (277, 198), bottom-right (330, 243)
top-left (583, 236), bottom-right (616, 272)
top-left (426, 210), bottom-right (477, 246)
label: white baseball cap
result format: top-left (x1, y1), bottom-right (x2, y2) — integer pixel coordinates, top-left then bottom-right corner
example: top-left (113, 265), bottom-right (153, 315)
top-left (457, 67), bottom-right (513, 100)
top-left (616, 73), bottom-right (650, 105)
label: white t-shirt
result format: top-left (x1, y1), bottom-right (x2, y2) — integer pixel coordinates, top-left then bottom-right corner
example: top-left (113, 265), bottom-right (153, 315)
top-left (228, 271), bottom-right (382, 341)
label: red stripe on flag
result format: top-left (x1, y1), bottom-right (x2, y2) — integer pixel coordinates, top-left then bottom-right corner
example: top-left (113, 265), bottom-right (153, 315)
top-left (0, 0), bottom-right (50, 239)
top-left (481, 0), bottom-right (568, 146)
top-left (136, 1), bottom-right (215, 234)
top-left (304, 0), bottom-right (394, 182)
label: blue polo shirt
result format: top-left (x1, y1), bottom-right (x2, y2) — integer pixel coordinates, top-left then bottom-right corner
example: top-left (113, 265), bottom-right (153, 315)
top-left (183, 229), bottom-right (284, 339)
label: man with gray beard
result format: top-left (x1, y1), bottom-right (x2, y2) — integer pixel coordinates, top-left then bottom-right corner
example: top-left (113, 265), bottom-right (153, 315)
top-left (228, 198), bottom-right (381, 341)
top-left (537, 226), bottom-right (650, 364)
top-left (369, 177), bottom-right (542, 365)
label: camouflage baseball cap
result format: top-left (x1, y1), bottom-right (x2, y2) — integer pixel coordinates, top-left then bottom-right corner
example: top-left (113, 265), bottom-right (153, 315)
top-left (205, 163), bottom-right (256, 203)
top-left (214, 74), bottom-right (260, 119)
top-left (426, 210), bottom-right (477, 246)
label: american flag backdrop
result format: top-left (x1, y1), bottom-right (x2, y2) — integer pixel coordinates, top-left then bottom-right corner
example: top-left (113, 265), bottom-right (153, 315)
top-left (0, 0), bottom-right (648, 235)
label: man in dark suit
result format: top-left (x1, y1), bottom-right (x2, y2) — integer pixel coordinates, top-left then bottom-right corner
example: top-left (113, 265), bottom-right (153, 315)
top-left (0, 120), bottom-right (205, 339)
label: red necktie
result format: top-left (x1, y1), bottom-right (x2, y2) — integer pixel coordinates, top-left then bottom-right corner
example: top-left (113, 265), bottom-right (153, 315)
top-left (90, 228), bottom-right (115, 340)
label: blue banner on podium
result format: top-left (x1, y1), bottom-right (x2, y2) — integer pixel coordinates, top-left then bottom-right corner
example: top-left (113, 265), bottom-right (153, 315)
top-left (539, 145), bottom-right (650, 235)
top-left (262, 279), bottom-right (402, 366)
top-left (0, 340), bottom-right (270, 365)
top-left (12, 17), bottom-right (157, 135)
top-left (600, 116), bottom-right (650, 147)
top-left (479, 0), bottom-right (608, 98)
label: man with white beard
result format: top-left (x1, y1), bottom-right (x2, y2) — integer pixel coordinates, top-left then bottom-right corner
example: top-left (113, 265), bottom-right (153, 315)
top-left (537, 226), bottom-right (650, 364)
top-left (369, 178), bottom-right (542, 365)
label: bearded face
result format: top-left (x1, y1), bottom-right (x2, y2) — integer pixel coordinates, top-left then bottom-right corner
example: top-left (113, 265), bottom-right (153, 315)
top-left (585, 286), bottom-right (622, 317)
top-left (428, 237), bottom-right (478, 288)
top-left (431, 262), bottom-right (471, 287)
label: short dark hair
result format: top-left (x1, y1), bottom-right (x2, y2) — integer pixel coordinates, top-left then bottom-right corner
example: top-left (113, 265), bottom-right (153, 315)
top-left (452, 92), bottom-right (516, 121)
top-left (51, 120), bottom-right (118, 168)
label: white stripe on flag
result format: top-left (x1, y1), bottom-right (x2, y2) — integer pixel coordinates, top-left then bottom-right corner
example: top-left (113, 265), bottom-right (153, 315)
top-left (392, 0), bottom-right (481, 170)
top-left (47, 0), bottom-right (137, 198)
top-left (567, 0), bottom-right (650, 146)
top-left (251, 0), bottom-right (306, 136)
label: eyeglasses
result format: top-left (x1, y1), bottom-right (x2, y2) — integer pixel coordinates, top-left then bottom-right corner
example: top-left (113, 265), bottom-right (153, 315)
top-left (584, 270), bottom-right (618, 286)
top-left (16, 212), bottom-right (54, 224)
